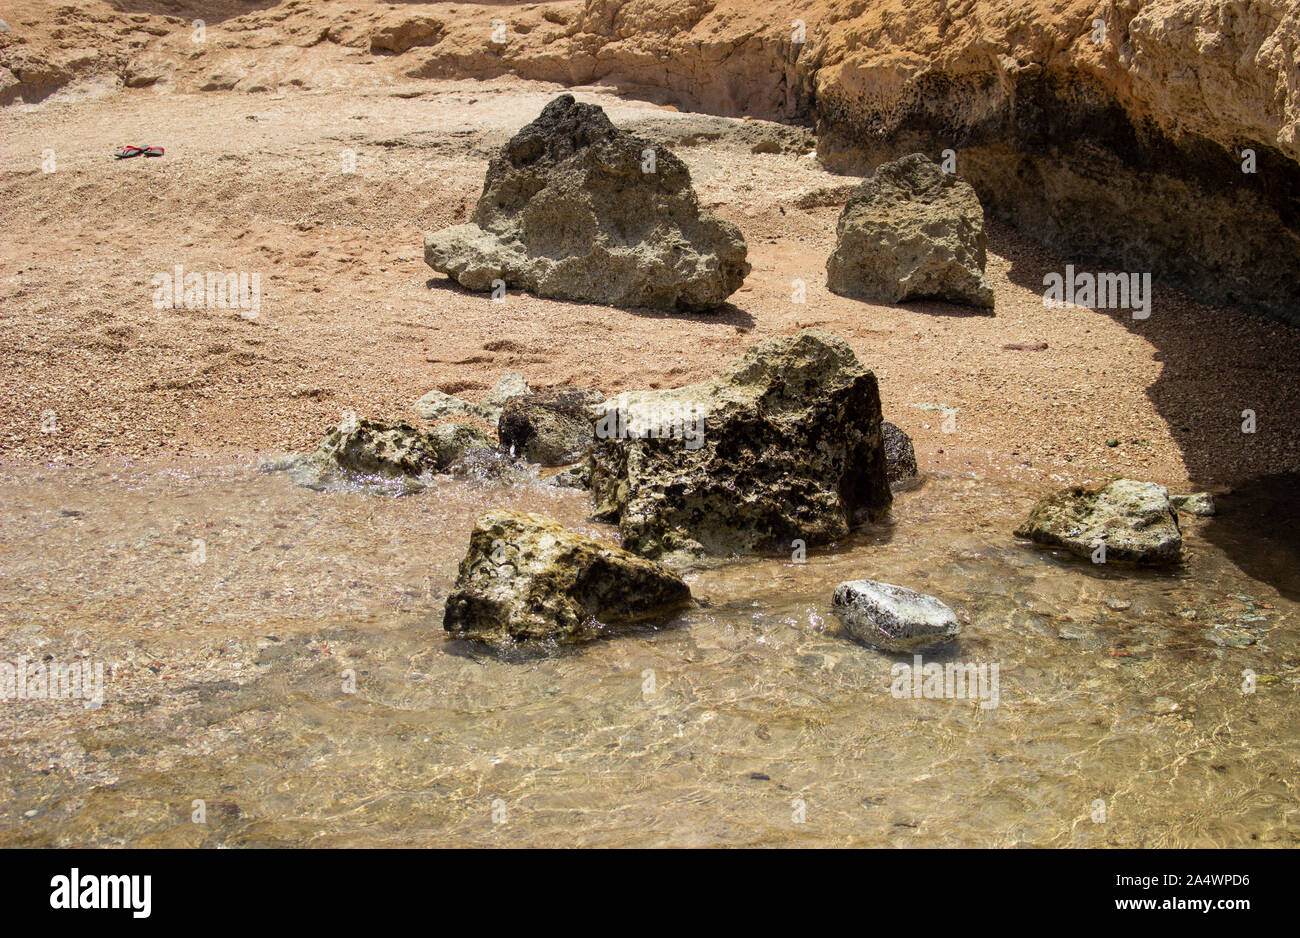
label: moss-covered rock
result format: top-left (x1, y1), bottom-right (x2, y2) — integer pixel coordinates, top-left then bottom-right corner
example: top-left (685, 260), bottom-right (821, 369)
top-left (1014, 479), bottom-right (1182, 565)
top-left (442, 509), bottom-right (692, 647)
top-left (589, 328), bottom-right (892, 562)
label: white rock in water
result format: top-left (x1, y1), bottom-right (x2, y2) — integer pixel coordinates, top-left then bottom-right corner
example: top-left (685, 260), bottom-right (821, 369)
top-left (832, 579), bottom-right (961, 653)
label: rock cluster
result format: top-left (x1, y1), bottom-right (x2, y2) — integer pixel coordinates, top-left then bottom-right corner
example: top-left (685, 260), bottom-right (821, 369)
top-left (424, 94), bottom-right (750, 311)
top-left (265, 417), bottom-right (491, 490)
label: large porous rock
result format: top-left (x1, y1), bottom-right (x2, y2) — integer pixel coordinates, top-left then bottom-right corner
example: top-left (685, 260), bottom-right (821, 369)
top-left (826, 153), bottom-right (993, 309)
top-left (589, 328), bottom-right (892, 561)
top-left (1014, 479), bottom-right (1183, 565)
top-left (832, 580), bottom-right (962, 653)
top-left (442, 509), bottom-right (692, 647)
top-left (499, 387), bottom-right (604, 466)
top-left (423, 94), bottom-right (750, 311)
top-left (882, 421), bottom-right (918, 483)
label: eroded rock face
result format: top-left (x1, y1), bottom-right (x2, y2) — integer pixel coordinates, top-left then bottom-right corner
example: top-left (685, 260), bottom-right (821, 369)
top-left (1014, 478), bottom-right (1183, 565)
top-left (827, 154), bottom-right (993, 309)
top-left (442, 509), bottom-right (692, 647)
top-left (832, 580), bottom-right (961, 653)
top-left (423, 94), bottom-right (750, 311)
top-left (589, 328), bottom-right (892, 561)
top-left (499, 387), bottom-right (604, 466)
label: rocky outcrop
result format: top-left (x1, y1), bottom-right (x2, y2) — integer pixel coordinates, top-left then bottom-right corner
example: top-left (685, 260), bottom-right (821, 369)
top-left (832, 580), bottom-right (961, 653)
top-left (882, 421), bottom-right (918, 483)
top-left (1014, 478), bottom-right (1183, 565)
top-left (589, 328), bottom-right (892, 562)
top-left (423, 94), bottom-right (750, 311)
top-left (499, 387), bottom-right (603, 466)
top-left (442, 509), bottom-right (692, 647)
top-left (827, 154), bottom-right (993, 309)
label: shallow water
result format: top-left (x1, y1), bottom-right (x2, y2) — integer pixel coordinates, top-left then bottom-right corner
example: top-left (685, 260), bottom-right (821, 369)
top-left (0, 459), bottom-right (1296, 847)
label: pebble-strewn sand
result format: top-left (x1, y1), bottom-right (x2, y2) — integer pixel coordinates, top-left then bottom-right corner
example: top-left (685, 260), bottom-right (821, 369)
top-left (3, 80), bottom-right (1297, 490)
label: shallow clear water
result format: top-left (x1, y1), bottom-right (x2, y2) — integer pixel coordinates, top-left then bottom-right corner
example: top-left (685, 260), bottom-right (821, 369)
top-left (0, 460), bottom-right (1296, 847)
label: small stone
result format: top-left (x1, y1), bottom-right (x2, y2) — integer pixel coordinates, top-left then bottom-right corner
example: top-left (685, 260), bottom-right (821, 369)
top-left (472, 372), bottom-right (530, 425)
top-left (831, 579), bottom-right (961, 653)
top-left (1105, 599), bottom-right (1132, 611)
top-left (499, 387), bottom-right (603, 466)
top-left (1171, 492), bottom-right (1216, 516)
top-left (412, 389), bottom-right (473, 422)
top-left (882, 420), bottom-right (918, 483)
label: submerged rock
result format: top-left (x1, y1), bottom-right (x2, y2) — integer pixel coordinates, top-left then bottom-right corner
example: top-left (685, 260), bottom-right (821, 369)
top-left (442, 509), bottom-right (692, 647)
top-left (832, 580), bottom-right (962, 653)
top-left (826, 153), bottom-right (993, 309)
top-left (424, 94), bottom-right (750, 311)
top-left (269, 418), bottom-right (491, 490)
top-left (1171, 491), bottom-right (1216, 516)
top-left (589, 328), bottom-right (892, 561)
top-left (1014, 479), bottom-right (1182, 565)
top-left (882, 420), bottom-right (918, 483)
top-left (499, 387), bottom-right (603, 466)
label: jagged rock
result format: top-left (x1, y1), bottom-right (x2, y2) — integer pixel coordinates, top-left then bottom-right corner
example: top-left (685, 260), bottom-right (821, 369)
top-left (423, 94), bottom-right (750, 311)
top-left (499, 387), bottom-right (603, 466)
top-left (1171, 492), bottom-right (1216, 516)
top-left (267, 418), bottom-right (491, 489)
top-left (882, 421), bottom-right (918, 482)
top-left (589, 328), bottom-right (892, 561)
top-left (412, 389), bottom-right (473, 422)
top-left (1014, 479), bottom-right (1183, 565)
top-left (826, 153), bottom-right (993, 309)
top-left (442, 509), bottom-right (691, 647)
top-left (832, 580), bottom-right (962, 653)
